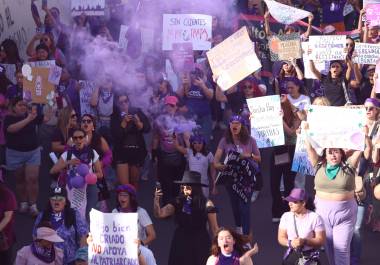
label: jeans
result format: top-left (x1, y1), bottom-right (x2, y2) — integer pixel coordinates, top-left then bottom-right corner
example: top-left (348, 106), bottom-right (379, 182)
top-left (226, 186), bottom-right (251, 235)
top-left (350, 204), bottom-right (366, 265)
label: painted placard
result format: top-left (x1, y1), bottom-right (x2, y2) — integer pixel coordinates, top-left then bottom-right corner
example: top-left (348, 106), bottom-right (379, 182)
top-left (206, 27), bottom-right (261, 91)
top-left (366, 4), bottom-right (380, 27)
top-left (264, 0), bottom-right (311, 25)
top-left (71, 0), bottom-right (105, 16)
top-left (376, 60), bottom-right (380, 93)
top-left (79, 80), bottom-right (97, 116)
top-left (23, 67), bottom-right (54, 104)
top-left (269, 33), bottom-right (301, 61)
top-left (291, 132), bottom-right (315, 176)
top-left (169, 43), bottom-right (195, 73)
top-left (118, 25), bottom-right (129, 49)
top-left (89, 209), bottom-right (138, 265)
top-left (307, 105), bottom-right (366, 151)
top-left (352, 43), bottom-right (380, 65)
top-left (309, 35), bottom-right (346, 61)
top-left (246, 95), bottom-right (284, 148)
top-left (162, 14), bottom-right (212, 51)
top-left (301, 42), bottom-right (330, 80)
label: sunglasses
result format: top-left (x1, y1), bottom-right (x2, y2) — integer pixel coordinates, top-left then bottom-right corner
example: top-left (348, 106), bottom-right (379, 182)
top-left (72, 135), bottom-right (85, 141)
top-left (81, 119), bottom-right (93, 124)
top-left (71, 113), bottom-right (77, 118)
top-left (366, 106), bottom-right (375, 111)
top-left (192, 141), bottom-right (203, 145)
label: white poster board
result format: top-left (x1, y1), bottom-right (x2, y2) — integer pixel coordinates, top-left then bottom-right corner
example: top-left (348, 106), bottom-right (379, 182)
top-left (264, 0), bottom-right (311, 25)
top-left (71, 0), bottom-right (105, 16)
top-left (79, 80), bottom-right (97, 116)
top-left (307, 105), bottom-right (366, 151)
top-left (291, 132), bottom-right (315, 176)
top-left (162, 14), bottom-right (212, 51)
top-left (89, 209), bottom-right (138, 265)
top-left (301, 42), bottom-right (330, 79)
top-left (206, 27), bottom-right (261, 91)
top-left (309, 35), bottom-right (347, 61)
top-left (352, 43), bottom-right (380, 65)
top-left (246, 95), bottom-right (285, 148)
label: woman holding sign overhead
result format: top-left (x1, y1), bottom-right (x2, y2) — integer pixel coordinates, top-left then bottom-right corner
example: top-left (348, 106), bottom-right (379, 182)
top-left (304, 123), bottom-right (371, 265)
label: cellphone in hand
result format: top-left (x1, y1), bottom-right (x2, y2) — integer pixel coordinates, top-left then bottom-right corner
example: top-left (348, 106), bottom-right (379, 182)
top-left (155, 182), bottom-right (161, 191)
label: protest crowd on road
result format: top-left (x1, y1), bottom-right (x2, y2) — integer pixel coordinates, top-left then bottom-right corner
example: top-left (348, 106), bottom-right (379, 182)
top-left (1, 0), bottom-right (380, 264)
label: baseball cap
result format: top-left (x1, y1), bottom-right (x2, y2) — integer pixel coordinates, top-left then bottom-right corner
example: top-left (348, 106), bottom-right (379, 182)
top-left (284, 188), bottom-right (308, 202)
top-left (50, 186), bottom-right (67, 198)
top-left (164, 95), bottom-right (178, 106)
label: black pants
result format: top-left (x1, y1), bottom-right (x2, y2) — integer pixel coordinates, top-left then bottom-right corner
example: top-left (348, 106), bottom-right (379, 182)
top-left (157, 158), bottom-right (185, 205)
top-left (0, 247), bottom-right (12, 265)
top-left (270, 145), bottom-right (296, 218)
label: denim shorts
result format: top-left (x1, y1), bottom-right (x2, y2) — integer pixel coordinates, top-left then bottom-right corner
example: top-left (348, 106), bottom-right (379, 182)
top-left (6, 147), bottom-right (41, 170)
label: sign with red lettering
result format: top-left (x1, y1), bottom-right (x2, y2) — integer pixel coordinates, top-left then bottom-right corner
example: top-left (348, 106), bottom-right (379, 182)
top-left (162, 14), bottom-right (212, 51)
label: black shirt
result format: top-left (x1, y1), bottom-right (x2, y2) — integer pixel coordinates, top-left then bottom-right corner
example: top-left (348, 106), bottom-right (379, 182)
top-left (320, 75), bottom-right (347, 106)
top-left (4, 114), bottom-right (43, 151)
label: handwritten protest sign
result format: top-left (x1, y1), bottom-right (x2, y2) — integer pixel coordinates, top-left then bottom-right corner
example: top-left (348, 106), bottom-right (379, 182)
top-left (352, 43), bottom-right (380, 65)
top-left (0, 64), bottom-right (16, 84)
top-left (162, 14), bottom-right (212, 51)
top-left (291, 132), bottom-right (315, 176)
top-left (79, 80), bottom-right (97, 116)
top-left (28, 60), bottom-right (56, 68)
top-left (169, 43), bottom-right (195, 73)
top-left (376, 60), bottom-right (380, 93)
top-left (264, 0), bottom-right (311, 25)
top-left (269, 33), bottom-right (301, 61)
top-left (246, 95), bottom-right (284, 148)
top-left (366, 4), bottom-right (380, 27)
top-left (23, 67), bottom-right (54, 104)
top-left (118, 25), bottom-right (129, 49)
top-left (307, 105), bottom-right (366, 151)
top-left (71, 0), bottom-right (105, 16)
top-left (206, 27), bottom-right (261, 91)
top-left (309, 35), bottom-right (346, 61)
top-left (301, 42), bottom-right (330, 80)
top-left (89, 209), bottom-right (138, 265)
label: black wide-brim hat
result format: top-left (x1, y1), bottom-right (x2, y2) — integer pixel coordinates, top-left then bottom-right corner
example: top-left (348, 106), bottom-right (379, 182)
top-left (174, 171), bottom-right (208, 187)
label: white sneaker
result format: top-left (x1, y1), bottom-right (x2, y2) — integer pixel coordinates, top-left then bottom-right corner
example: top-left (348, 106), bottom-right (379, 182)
top-left (19, 202), bottom-right (29, 213)
top-left (272, 218), bottom-right (281, 223)
top-left (251, 191), bottom-right (260, 203)
top-left (29, 204), bottom-right (39, 217)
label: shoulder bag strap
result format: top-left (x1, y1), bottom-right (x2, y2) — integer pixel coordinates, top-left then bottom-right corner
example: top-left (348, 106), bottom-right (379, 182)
top-left (341, 80), bottom-right (352, 105)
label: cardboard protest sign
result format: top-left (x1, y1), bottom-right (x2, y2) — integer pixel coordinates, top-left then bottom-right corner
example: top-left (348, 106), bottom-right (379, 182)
top-left (0, 64), bottom-right (16, 84)
top-left (366, 4), bottom-right (380, 27)
top-left (264, 0), bottom-right (311, 25)
top-left (118, 25), bottom-right (129, 49)
top-left (169, 43), bottom-right (195, 73)
top-left (79, 80), bottom-right (97, 116)
top-left (376, 60), bottom-right (380, 93)
top-left (301, 42), bottom-right (330, 79)
top-left (23, 67), bottom-right (54, 104)
top-left (352, 43), bottom-right (380, 65)
top-left (307, 105), bottom-right (366, 151)
top-left (291, 132), bottom-right (315, 176)
top-left (162, 14), bottom-right (212, 51)
top-left (206, 27), bottom-right (261, 91)
top-left (71, 0), bottom-right (105, 16)
top-left (89, 209), bottom-right (138, 265)
top-left (269, 33), bottom-right (301, 61)
top-left (246, 95), bottom-right (284, 148)
top-left (28, 60), bottom-right (56, 68)
top-left (309, 35), bottom-right (346, 61)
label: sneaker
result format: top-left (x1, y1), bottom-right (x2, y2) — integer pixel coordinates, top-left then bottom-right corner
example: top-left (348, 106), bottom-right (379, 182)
top-left (29, 204), bottom-right (39, 217)
top-left (251, 191), bottom-right (260, 203)
top-left (272, 218), bottom-right (281, 223)
top-left (19, 202), bottom-right (29, 213)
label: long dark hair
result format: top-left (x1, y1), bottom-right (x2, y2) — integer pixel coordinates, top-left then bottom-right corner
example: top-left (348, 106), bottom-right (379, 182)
top-left (210, 227), bottom-right (250, 256)
top-left (319, 148), bottom-right (347, 165)
top-left (116, 191), bottom-right (138, 213)
top-left (81, 114), bottom-right (102, 153)
top-left (1, 39), bottom-right (22, 64)
top-left (176, 184), bottom-right (207, 212)
top-left (224, 123), bottom-right (250, 145)
top-left (39, 198), bottom-right (76, 229)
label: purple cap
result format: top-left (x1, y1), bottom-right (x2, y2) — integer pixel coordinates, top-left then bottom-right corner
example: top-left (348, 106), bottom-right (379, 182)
top-left (284, 188), bottom-right (307, 202)
top-left (229, 115), bottom-right (244, 124)
top-left (190, 134), bottom-right (205, 144)
top-left (365, 98), bottom-right (380, 108)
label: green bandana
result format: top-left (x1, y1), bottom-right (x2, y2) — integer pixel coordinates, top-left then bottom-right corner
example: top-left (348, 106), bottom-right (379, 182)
top-left (325, 163), bottom-right (341, 180)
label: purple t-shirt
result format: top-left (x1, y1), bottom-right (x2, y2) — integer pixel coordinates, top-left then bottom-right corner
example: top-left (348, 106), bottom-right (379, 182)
top-left (0, 185), bottom-right (17, 246)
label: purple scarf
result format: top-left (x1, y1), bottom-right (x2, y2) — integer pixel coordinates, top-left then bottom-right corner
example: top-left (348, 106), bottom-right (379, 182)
top-left (31, 241), bottom-right (55, 263)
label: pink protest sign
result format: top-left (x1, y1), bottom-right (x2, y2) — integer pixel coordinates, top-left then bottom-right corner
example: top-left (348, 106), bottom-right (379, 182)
top-left (169, 43), bottom-right (195, 73)
top-left (366, 4), bottom-right (380, 27)
top-left (376, 60), bottom-right (380, 93)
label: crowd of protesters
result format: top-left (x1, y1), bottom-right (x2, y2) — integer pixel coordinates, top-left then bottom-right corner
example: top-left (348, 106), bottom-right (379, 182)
top-left (0, 0), bottom-right (380, 265)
